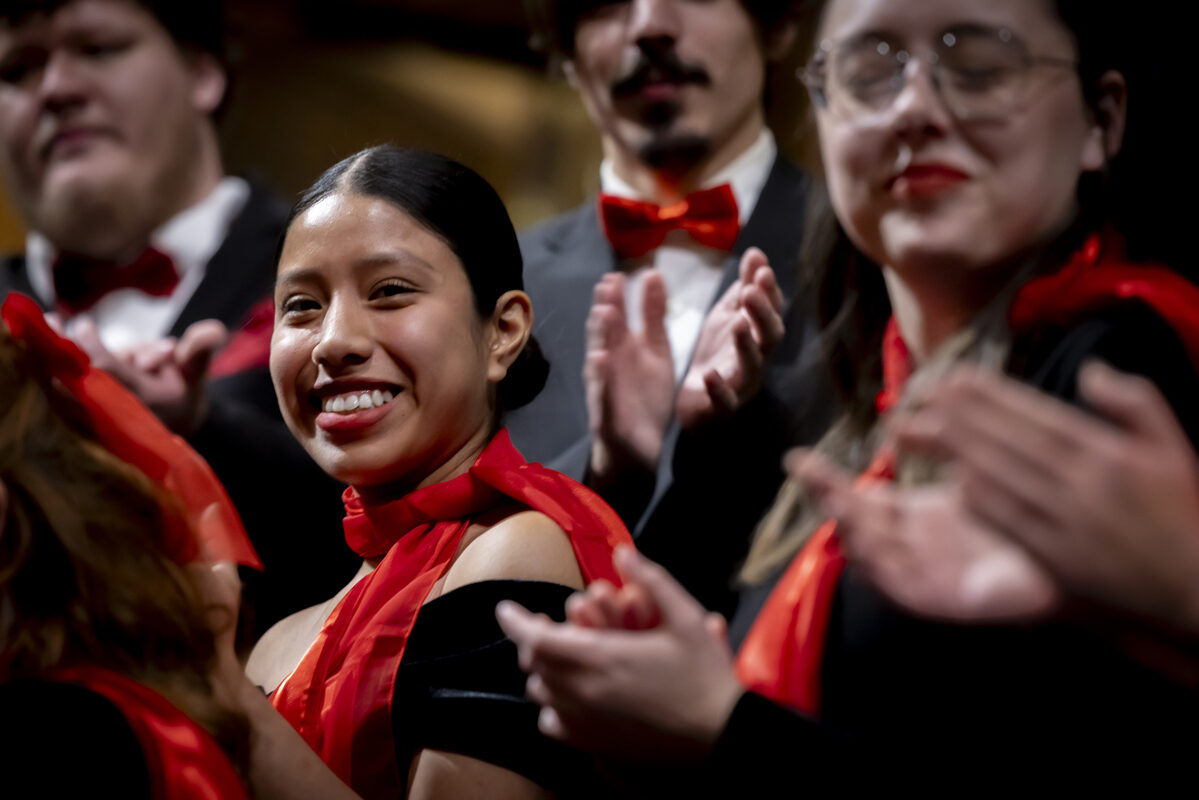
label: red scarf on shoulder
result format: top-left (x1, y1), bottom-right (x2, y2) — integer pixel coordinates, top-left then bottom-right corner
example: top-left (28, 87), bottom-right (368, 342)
top-left (53, 666), bottom-right (247, 800)
top-left (270, 429), bottom-right (631, 799)
top-left (735, 233), bottom-right (1199, 715)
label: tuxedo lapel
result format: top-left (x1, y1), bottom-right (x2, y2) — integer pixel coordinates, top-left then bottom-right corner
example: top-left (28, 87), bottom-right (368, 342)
top-left (170, 182), bottom-right (288, 337)
top-left (711, 155), bottom-right (809, 307)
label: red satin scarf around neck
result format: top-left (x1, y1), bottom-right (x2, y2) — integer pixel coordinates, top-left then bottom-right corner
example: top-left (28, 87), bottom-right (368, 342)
top-left (53, 666), bottom-right (248, 800)
top-left (271, 429), bottom-right (631, 799)
top-left (735, 233), bottom-right (1199, 716)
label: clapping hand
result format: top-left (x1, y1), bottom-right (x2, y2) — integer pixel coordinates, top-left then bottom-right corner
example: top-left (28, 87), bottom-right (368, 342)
top-left (496, 547), bottom-right (742, 760)
top-left (676, 247), bottom-right (784, 429)
top-left (893, 363), bottom-right (1199, 633)
top-left (585, 271), bottom-right (676, 482)
top-left (788, 449), bottom-right (1060, 622)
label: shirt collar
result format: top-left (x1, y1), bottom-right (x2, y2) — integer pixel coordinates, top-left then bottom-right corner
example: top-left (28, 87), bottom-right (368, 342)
top-left (25, 176), bottom-right (250, 306)
top-left (599, 128), bottom-right (777, 225)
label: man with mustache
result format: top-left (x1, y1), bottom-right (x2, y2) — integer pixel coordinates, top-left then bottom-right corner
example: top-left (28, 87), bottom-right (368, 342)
top-left (510, 0), bottom-right (832, 618)
top-left (0, 0), bottom-right (354, 636)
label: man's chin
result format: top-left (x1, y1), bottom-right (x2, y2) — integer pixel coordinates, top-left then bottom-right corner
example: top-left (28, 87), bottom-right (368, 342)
top-left (637, 132), bottom-right (712, 173)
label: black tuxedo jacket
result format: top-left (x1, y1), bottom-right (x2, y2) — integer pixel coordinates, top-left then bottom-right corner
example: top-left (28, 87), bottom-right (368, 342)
top-left (1, 183), bottom-right (358, 638)
top-left (508, 156), bottom-right (837, 615)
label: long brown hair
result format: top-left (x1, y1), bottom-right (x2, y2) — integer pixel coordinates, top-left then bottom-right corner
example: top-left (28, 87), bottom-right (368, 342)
top-left (741, 0), bottom-right (1136, 583)
top-left (0, 325), bottom-right (247, 769)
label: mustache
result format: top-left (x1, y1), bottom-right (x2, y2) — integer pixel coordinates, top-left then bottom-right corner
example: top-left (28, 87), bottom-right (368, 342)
top-left (611, 48), bottom-right (711, 96)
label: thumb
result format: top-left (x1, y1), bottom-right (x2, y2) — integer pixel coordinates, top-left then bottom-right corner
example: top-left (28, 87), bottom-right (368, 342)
top-left (176, 320), bottom-right (227, 383)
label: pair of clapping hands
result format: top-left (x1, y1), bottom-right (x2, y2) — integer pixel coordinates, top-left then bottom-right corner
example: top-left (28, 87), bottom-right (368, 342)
top-left (585, 248), bottom-right (784, 481)
top-left (499, 363), bottom-right (1199, 759)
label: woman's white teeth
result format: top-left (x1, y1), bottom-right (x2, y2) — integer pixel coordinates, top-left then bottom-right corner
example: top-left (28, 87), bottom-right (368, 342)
top-left (323, 389), bottom-right (395, 414)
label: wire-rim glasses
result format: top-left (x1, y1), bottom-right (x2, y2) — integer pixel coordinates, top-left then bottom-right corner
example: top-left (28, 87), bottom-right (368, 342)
top-left (800, 25), bottom-right (1077, 123)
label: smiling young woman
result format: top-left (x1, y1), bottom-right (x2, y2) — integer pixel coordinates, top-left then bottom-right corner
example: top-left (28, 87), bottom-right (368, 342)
top-left (497, 0), bottom-right (1199, 789)
top-left (247, 146), bottom-right (632, 800)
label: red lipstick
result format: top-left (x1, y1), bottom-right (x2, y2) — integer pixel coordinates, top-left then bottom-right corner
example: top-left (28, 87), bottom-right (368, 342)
top-left (889, 164), bottom-right (969, 198)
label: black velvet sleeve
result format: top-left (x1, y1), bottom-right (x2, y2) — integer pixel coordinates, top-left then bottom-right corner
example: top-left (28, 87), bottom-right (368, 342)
top-left (0, 679), bottom-right (151, 798)
top-left (393, 580), bottom-right (606, 796)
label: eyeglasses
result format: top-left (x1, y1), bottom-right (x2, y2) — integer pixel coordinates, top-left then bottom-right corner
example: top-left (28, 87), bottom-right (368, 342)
top-left (800, 25), bottom-right (1077, 123)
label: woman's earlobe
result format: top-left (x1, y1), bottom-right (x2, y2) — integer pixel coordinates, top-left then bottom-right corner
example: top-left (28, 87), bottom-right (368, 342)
top-left (487, 291), bottom-right (534, 381)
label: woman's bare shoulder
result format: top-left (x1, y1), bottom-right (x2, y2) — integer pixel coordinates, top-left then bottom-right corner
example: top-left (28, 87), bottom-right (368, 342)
top-left (441, 510), bottom-right (584, 594)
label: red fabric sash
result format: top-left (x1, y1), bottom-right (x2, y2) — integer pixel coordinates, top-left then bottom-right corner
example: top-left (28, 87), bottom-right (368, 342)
top-left (599, 183), bottom-right (740, 258)
top-left (1, 293), bottom-right (260, 569)
top-left (270, 429), bottom-right (632, 799)
top-left (735, 319), bottom-right (908, 714)
top-left (734, 233), bottom-right (1199, 715)
top-left (53, 666), bottom-right (247, 800)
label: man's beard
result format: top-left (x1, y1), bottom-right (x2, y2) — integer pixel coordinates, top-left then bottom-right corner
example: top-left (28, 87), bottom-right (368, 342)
top-left (638, 129), bottom-right (712, 173)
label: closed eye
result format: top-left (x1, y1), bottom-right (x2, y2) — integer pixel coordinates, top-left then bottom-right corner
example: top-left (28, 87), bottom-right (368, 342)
top-left (370, 279), bottom-right (416, 301)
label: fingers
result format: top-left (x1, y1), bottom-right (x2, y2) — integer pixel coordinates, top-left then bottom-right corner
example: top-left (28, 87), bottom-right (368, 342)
top-left (732, 314), bottom-right (764, 375)
top-left (496, 600), bottom-right (597, 671)
top-left (587, 273), bottom-right (628, 355)
top-left (177, 319), bottom-right (227, 382)
top-left (612, 545), bottom-right (704, 626)
top-left (1079, 360), bottom-right (1185, 444)
top-left (702, 369), bottom-right (739, 419)
top-left (740, 284), bottom-right (785, 351)
top-left (71, 316), bottom-right (121, 374)
top-left (641, 270), bottom-right (669, 349)
top-left (784, 448), bottom-right (854, 522)
top-left (738, 246), bottom-right (768, 285)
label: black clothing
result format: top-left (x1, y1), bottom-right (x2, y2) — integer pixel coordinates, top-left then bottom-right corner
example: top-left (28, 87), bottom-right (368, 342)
top-left (0, 680), bottom-right (152, 798)
top-left (510, 157), bottom-right (836, 617)
top-left (710, 304), bottom-right (1199, 791)
top-left (393, 580), bottom-right (605, 797)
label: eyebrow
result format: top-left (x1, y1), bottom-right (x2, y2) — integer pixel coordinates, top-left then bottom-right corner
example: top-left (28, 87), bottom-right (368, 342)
top-left (275, 250), bottom-right (439, 288)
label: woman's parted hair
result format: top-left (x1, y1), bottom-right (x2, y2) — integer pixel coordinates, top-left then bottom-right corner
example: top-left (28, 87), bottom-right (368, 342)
top-left (284, 145), bottom-right (549, 412)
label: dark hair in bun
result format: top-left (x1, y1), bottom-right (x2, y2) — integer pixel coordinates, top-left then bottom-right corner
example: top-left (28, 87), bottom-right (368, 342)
top-left (286, 145), bottom-right (549, 411)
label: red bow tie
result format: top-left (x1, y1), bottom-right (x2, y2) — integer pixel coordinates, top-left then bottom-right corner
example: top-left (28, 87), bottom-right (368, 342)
top-left (53, 246), bottom-right (180, 317)
top-left (599, 183), bottom-right (740, 259)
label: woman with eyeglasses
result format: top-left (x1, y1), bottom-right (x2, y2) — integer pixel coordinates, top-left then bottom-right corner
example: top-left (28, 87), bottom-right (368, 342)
top-left (498, 0), bottom-right (1199, 789)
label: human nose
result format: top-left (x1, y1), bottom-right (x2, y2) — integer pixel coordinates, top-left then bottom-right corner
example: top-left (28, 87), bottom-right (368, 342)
top-left (628, 0), bottom-right (682, 47)
top-left (38, 50), bottom-right (90, 112)
top-left (886, 57), bottom-right (954, 136)
top-left (311, 297), bottom-right (372, 369)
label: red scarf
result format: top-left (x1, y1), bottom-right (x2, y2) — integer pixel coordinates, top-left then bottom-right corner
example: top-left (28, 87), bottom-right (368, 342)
top-left (270, 429), bottom-right (632, 799)
top-left (735, 233), bottom-right (1199, 715)
top-left (1, 293), bottom-right (259, 569)
top-left (53, 666), bottom-right (247, 800)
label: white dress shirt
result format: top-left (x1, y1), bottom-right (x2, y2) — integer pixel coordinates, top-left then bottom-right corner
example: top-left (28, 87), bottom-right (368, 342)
top-left (599, 129), bottom-right (777, 381)
top-left (26, 176), bottom-right (251, 353)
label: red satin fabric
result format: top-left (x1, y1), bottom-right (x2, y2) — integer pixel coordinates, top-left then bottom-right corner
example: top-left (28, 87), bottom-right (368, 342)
top-left (1, 293), bottom-right (260, 569)
top-left (734, 233), bottom-right (1199, 716)
top-left (209, 296), bottom-right (275, 379)
top-left (1008, 233), bottom-right (1199, 363)
top-left (599, 183), bottom-right (740, 258)
top-left (271, 429), bottom-right (632, 799)
top-left (53, 246), bottom-right (180, 317)
top-left (53, 666), bottom-right (247, 800)
top-left (736, 319), bottom-right (908, 715)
